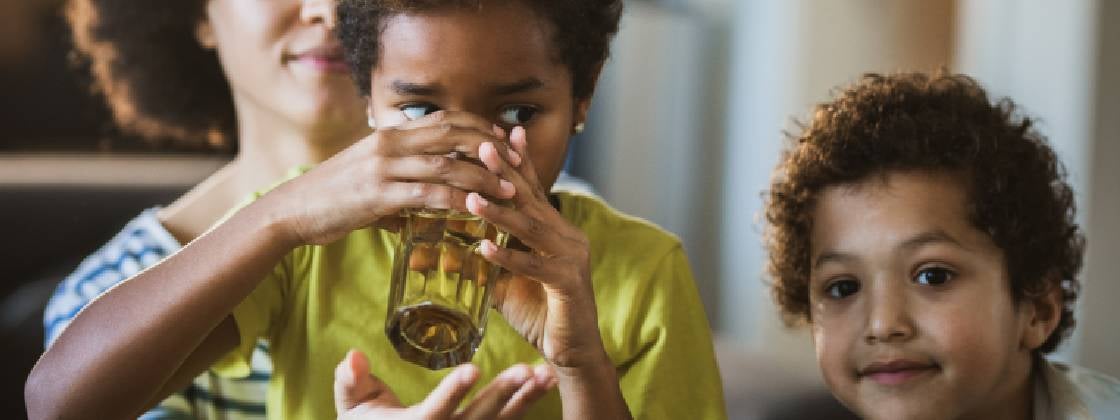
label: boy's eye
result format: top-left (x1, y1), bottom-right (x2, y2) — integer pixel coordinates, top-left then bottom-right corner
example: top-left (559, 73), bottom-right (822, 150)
top-left (914, 267), bottom-right (954, 286)
top-left (401, 104), bottom-right (441, 121)
top-left (498, 105), bottom-right (538, 126)
top-left (825, 279), bottom-right (860, 299)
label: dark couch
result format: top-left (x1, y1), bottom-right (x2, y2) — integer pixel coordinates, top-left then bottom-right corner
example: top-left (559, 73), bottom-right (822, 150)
top-left (0, 155), bottom-right (221, 416)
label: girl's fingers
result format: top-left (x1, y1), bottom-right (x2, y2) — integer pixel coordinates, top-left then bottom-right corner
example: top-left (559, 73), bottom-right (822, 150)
top-left (478, 238), bottom-right (561, 283)
top-left (466, 193), bottom-right (573, 256)
top-left (397, 110), bottom-right (492, 134)
top-left (333, 349), bottom-right (392, 414)
top-left (458, 364), bottom-right (534, 420)
top-left (376, 124), bottom-right (497, 159)
top-left (496, 364), bottom-right (557, 420)
top-left (508, 127), bottom-right (546, 199)
top-left (381, 155), bottom-right (515, 201)
top-left (478, 142), bottom-right (540, 207)
top-left (379, 182), bottom-right (469, 214)
top-left (416, 364), bottom-right (481, 418)
top-left (378, 111), bottom-right (519, 162)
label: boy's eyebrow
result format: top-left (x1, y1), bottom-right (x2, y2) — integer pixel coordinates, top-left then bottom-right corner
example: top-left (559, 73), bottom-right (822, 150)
top-left (813, 251), bottom-right (857, 270)
top-left (491, 78), bottom-right (543, 96)
top-left (813, 231), bottom-right (965, 269)
top-left (391, 81), bottom-right (441, 96)
top-left (898, 230), bottom-right (966, 252)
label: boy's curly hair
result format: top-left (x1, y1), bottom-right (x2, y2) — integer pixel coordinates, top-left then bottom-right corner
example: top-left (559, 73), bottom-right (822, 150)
top-left (336, 0), bottom-right (622, 99)
top-left (67, 0), bottom-right (234, 149)
top-left (764, 72), bottom-right (1085, 354)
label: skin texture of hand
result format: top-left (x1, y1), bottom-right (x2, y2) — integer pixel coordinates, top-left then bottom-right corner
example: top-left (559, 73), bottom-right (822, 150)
top-left (334, 349), bottom-right (556, 420)
top-left (467, 127), bottom-right (633, 419)
top-left (467, 126), bottom-right (602, 369)
top-left (270, 110), bottom-right (519, 247)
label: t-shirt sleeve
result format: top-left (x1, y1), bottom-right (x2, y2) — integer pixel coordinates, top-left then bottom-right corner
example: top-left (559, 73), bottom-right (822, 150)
top-left (210, 253), bottom-right (291, 379)
top-left (209, 168), bottom-right (309, 379)
top-left (613, 245), bottom-right (727, 419)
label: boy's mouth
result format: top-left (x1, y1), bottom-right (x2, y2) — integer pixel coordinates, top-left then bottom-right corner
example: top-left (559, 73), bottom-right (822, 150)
top-left (858, 359), bottom-right (939, 386)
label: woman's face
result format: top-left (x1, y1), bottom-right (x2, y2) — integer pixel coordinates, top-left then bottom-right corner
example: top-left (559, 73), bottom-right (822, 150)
top-left (199, 0), bottom-right (366, 134)
top-left (368, 3), bottom-right (594, 190)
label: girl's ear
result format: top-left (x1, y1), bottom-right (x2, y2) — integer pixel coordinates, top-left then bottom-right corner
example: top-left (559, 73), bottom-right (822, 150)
top-left (195, 14), bottom-right (217, 50)
top-left (1020, 276), bottom-right (1064, 351)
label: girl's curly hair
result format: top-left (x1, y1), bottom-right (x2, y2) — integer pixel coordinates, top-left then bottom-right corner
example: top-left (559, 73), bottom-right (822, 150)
top-left (67, 0), bottom-right (235, 149)
top-left (335, 0), bottom-right (622, 99)
top-left (765, 72), bottom-right (1085, 353)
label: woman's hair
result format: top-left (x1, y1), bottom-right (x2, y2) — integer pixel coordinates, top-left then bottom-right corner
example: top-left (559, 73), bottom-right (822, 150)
top-left (67, 0), bottom-right (235, 149)
top-left (764, 72), bottom-right (1085, 354)
top-left (335, 0), bottom-right (623, 100)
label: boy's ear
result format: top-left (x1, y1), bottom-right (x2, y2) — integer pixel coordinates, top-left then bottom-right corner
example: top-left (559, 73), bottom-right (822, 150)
top-left (1020, 276), bottom-right (1064, 351)
top-left (195, 15), bottom-right (217, 50)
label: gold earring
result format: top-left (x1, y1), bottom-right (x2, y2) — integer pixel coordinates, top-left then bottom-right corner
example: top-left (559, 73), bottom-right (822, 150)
top-left (573, 122), bottom-right (586, 134)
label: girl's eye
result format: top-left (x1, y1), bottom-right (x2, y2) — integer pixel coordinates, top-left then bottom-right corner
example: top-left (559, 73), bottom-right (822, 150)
top-left (915, 267), bottom-right (954, 286)
top-left (401, 104), bottom-right (441, 121)
top-left (498, 105), bottom-right (538, 125)
top-left (825, 279), bottom-right (860, 299)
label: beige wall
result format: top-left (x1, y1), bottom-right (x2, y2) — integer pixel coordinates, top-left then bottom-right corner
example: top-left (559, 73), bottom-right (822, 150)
top-left (1078, 0), bottom-right (1120, 377)
top-left (720, 0), bottom-right (954, 371)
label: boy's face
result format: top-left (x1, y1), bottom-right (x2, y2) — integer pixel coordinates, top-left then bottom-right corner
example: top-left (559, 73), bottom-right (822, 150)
top-left (368, 4), bottom-right (588, 191)
top-left (807, 171), bottom-right (1043, 420)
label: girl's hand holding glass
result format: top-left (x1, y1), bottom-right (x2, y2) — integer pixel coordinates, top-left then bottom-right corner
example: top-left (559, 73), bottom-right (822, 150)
top-left (267, 110), bottom-right (519, 247)
top-left (468, 127), bottom-right (611, 372)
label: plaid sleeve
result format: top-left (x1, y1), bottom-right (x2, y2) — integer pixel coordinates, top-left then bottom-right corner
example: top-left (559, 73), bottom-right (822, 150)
top-left (39, 209), bottom-right (270, 419)
top-left (43, 208), bottom-right (180, 347)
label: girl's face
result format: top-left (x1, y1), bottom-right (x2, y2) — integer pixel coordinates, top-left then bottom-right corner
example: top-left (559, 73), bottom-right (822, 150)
top-left (368, 3), bottom-right (593, 190)
top-left (199, 0), bottom-right (366, 133)
top-left (807, 171), bottom-right (1056, 420)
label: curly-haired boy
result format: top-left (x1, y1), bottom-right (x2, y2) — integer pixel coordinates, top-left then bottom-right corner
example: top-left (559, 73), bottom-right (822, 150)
top-left (765, 72), bottom-right (1120, 419)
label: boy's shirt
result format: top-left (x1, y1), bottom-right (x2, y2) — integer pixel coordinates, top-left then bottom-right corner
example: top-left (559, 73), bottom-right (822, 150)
top-left (1034, 359), bottom-right (1120, 419)
top-left (213, 188), bottom-right (727, 420)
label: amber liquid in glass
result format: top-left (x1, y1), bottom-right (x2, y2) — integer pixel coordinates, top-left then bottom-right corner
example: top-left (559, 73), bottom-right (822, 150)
top-left (386, 211), bottom-right (506, 369)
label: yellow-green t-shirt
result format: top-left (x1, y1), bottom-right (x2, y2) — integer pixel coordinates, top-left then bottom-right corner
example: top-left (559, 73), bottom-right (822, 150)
top-left (214, 189), bottom-right (726, 419)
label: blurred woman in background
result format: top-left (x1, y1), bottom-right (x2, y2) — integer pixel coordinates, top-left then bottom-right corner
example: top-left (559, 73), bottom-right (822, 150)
top-left (42, 0), bottom-right (369, 417)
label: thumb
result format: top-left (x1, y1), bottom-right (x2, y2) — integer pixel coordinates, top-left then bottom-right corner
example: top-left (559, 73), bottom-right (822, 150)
top-left (334, 349), bottom-right (395, 414)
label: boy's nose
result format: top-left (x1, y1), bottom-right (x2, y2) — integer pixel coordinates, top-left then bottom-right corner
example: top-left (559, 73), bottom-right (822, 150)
top-left (300, 0), bottom-right (336, 29)
top-left (863, 282), bottom-right (915, 344)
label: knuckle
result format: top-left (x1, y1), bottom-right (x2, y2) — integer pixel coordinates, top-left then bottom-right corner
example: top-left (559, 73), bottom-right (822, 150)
top-left (526, 253), bottom-right (545, 272)
top-left (429, 155), bottom-right (453, 175)
top-left (437, 122), bottom-right (454, 136)
top-left (371, 129), bottom-right (395, 154)
top-left (426, 185), bottom-right (452, 207)
top-left (526, 216), bottom-right (547, 237)
top-left (368, 157), bottom-right (385, 179)
top-left (470, 167), bottom-right (492, 189)
top-left (411, 183), bottom-right (432, 198)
